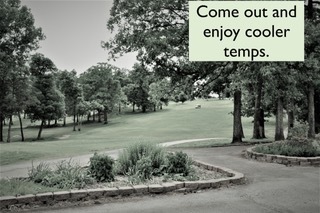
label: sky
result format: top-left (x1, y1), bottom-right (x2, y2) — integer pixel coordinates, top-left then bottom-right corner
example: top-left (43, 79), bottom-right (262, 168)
top-left (21, 0), bottom-right (137, 74)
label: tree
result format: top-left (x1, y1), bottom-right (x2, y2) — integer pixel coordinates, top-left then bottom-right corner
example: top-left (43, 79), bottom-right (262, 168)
top-left (0, 0), bottom-right (44, 141)
top-left (27, 54), bottom-right (65, 140)
top-left (303, 19), bottom-right (320, 138)
top-left (56, 70), bottom-right (82, 130)
top-left (80, 63), bottom-right (122, 124)
top-left (149, 79), bottom-right (170, 111)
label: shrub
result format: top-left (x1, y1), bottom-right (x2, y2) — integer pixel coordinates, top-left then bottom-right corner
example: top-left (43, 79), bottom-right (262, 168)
top-left (28, 162), bottom-right (53, 183)
top-left (254, 139), bottom-right (320, 157)
top-left (167, 151), bottom-right (193, 176)
top-left (116, 142), bottom-right (167, 177)
top-left (88, 153), bottom-right (115, 182)
top-left (28, 160), bottom-right (93, 189)
top-left (288, 122), bottom-right (309, 139)
top-left (126, 156), bottom-right (153, 183)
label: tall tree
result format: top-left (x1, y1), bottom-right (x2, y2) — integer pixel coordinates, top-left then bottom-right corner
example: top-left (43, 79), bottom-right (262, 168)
top-left (56, 70), bottom-right (82, 130)
top-left (27, 54), bottom-right (65, 140)
top-left (0, 0), bottom-right (44, 141)
top-left (80, 63), bottom-right (122, 124)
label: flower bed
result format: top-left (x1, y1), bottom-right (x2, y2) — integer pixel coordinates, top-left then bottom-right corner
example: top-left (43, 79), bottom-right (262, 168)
top-left (0, 160), bottom-right (245, 211)
top-left (246, 146), bottom-right (320, 166)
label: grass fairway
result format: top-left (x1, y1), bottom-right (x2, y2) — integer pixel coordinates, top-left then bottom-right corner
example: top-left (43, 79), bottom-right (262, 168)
top-left (0, 99), bottom-right (277, 165)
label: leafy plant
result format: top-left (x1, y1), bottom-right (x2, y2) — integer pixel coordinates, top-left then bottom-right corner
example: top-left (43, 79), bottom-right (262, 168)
top-left (167, 151), bottom-right (193, 176)
top-left (88, 153), bottom-right (115, 182)
top-left (288, 122), bottom-right (309, 139)
top-left (28, 160), bottom-right (93, 189)
top-left (116, 142), bottom-right (167, 177)
top-left (254, 139), bottom-right (320, 157)
top-left (28, 162), bottom-right (53, 183)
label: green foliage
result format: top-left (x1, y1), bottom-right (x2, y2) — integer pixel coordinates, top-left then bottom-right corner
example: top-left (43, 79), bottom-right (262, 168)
top-left (0, 178), bottom-right (60, 197)
top-left (28, 160), bottom-right (93, 189)
top-left (288, 122), bottom-right (309, 139)
top-left (167, 151), bottom-right (193, 176)
top-left (79, 63), bottom-right (122, 116)
top-left (28, 162), bottom-right (52, 184)
top-left (127, 156), bottom-right (153, 183)
top-left (178, 92), bottom-right (188, 104)
top-left (254, 139), bottom-right (320, 157)
top-left (116, 142), bottom-right (167, 179)
top-left (88, 153), bottom-right (115, 182)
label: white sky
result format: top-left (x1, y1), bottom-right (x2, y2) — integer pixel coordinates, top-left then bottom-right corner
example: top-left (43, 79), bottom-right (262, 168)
top-left (21, 0), bottom-right (137, 74)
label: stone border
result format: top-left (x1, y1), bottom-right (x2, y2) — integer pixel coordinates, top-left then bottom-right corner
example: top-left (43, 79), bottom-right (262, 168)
top-left (0, 160), bottom-right (245, 211)
top-left (245, 147), bottom-right (320, 166)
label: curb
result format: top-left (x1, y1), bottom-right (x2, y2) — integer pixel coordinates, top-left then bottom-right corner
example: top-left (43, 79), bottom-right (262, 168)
top-left (245, 147), bottom-right (320, 166)
top-left (0, 160), bottom-right (245, 211)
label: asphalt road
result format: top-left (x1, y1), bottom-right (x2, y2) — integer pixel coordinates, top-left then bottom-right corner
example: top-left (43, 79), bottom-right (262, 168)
top-left (29, 146), bottom-right (319, 213)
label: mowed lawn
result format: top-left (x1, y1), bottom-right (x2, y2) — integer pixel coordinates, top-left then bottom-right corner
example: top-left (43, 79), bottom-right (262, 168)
top-left (0, 99), bottom-right (277, 165)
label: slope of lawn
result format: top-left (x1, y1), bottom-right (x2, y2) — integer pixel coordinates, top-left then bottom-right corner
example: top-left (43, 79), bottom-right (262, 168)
top-left (0, 99), bottom-right (276, 165)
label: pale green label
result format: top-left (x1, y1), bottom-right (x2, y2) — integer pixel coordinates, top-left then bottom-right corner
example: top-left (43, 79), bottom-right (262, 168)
top-left (189, 1), bottom-right (304, 61)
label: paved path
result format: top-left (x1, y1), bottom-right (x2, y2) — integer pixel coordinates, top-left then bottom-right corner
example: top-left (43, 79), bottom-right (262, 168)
top-left (30, 146), bottom-right (319, 213)
top-left (0, 138), bottom-right (225, 178)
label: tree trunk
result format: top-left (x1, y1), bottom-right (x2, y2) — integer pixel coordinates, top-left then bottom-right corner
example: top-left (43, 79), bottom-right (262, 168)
top-left (160, 104), bottom-right (163, 110)
top-left (7, 115), bottom-right (12, 143)
top-left (48, 120), bottom-right (51, 127)
top-left (87, 113), bottom-right (90, 122)
top-left (232, 90), bottom-right (243, 143)
top-left (132, 103), bottom-right (135, 112)
top-left (18, 112), bottom-right (24, 142)
top-left (23, 112), bottom-right (26, 119)
top-left (308, 85), bottom-right (315, 138)
top-left (98, 110), bottom-right (101, 123)
top-left (78, 115), bottom-right (82, 131)
top-left (287, 110), bottom-right (294, 138)
top-left (154, 104), bottom-right (156, 112)
top-left (142, 105), bottom-right (147, 113)
top-left (73, 104), bottom-right (76, 131)
top-left (63, 116), bottom-right (66, 127)
top-left (0, 112), bottom-right (3, 142)
top-left (54, 119), bottom-right (57, 125)
top-left (119, 103), bottom-right (121, 113)
top-left (253, 77), bottom-right (265, 139)
top-left (93, 111), bottom-right (96, 122)
top-left (76, 114), bottom-right (79, 123)
top-left (37, 120), bottom-right (44, 140)
top-left (307, 0), bottom-right (314, 19)
top-left (275, 97), bottom-right (285, 141)
top-left (104, 108), bottom-right (108, 124)
top-left (259, 109), bottom-right (266, 138)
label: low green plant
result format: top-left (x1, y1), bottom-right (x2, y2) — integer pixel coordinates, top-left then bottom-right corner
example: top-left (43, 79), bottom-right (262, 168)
top-left (0, 178), bottom-right (61, 197)
top-left (254, 139), bottom-right (320, 157)
top-left (28, 162), bottom-right (52, 183)
top-left (167, 151), bottom-right (193, 176)
top-left (88, 153), bottom-right (115, 182)
top-left (287, 122), bottom-right (309, 139)
top-left (28, 160), bottom-right (93, 189)
top-left (116, 142), bottom-right (167, 177)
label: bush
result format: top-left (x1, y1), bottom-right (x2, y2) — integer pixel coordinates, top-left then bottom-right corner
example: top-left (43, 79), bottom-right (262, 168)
top-left (28, 160), bottom-right (93, 189)
top-left (28, 162), bottom-right (52, 184)
top-left (254, 139), bottom-right (320, 157)
top-left (288, 122), bottom-right (309, 139)
top-left (167, 151), bottom-right (193, 176)
top-left (116, 142), bottom-right (167, 177)
top-left (88, 153), bottom-right (115, 182)
top-left (126, 156), bottom-right (153, 184)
